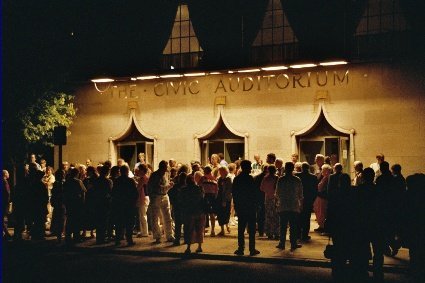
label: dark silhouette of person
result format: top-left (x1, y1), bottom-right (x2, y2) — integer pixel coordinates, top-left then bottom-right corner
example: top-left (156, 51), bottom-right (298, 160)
top-left (351, 168), bottom-right (376, 282)
top-left (326, 173), bottom-right (353, 282)
top-left (50, 169), bottom-right (66, 243)
top-left (12, 165), bottom-right (30, 241)
top-left (373, 161), bottom-right (394, 282)
top-left (29, 168), bottom-right (49, 240)
top-left (63, 168), bottom-right (86, 245)
top-left (112, 165), bottom-right (138, 246)
top-left (327, 163), bottom-right (343, 205)
top-left (390, 163), bottom-right (406, 256)
top-left (253, 165), bottom-right (268, 237)
top-left (93, 165), bottom-right (113, 244)
top-left (232, 160), bottom-right (260, 256)
top-left (168, 172), bottom-right (186, 245)
top-left (296, 162), bottom-right (318, 242)
top-left (404, 173), bottom-right (425, 283)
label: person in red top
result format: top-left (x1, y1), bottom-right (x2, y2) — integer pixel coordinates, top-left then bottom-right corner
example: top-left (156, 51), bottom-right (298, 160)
top-left (199, 166), bottom-right (218, 237)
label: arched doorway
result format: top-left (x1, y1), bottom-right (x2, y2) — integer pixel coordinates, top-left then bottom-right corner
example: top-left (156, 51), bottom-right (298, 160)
top-left (194, 105), bottom-right (249, 165)
top-left (109, 107), bottom-right (157, 169)
top-left (291, 101), bottom-right (355, 176)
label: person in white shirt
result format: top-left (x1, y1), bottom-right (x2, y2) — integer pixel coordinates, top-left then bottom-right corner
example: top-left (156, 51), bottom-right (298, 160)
top-left (370, 153), bottom-right (384, 181)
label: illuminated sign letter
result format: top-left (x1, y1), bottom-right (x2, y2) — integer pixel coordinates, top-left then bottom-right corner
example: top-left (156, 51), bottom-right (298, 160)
top-left (229, 77), bottom-right (240, 92)
top-left (188, 80), bottom-right (200, 94)
top-left (293, 73), bottom-right (306, 88)
top-left (154, 83), bottom-right (166, 96)
top-left (243, 77), bottom-right (254, 91)
top-left (316, 71), bottom-right (328, 87)
top-left (276, 74), bottom-right (290, 89)
top-left (334, 70), bottom-right (349, 85)
top-left (214, 79), bottom-right (227, 93)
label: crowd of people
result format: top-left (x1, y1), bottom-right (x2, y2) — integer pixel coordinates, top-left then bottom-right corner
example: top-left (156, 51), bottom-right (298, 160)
top-left (2, 152), bottom-right (424, 282)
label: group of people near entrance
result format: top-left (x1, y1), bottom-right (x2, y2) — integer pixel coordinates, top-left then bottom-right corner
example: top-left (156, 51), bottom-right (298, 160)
top-left (2, 152), bottom-right (424, 282)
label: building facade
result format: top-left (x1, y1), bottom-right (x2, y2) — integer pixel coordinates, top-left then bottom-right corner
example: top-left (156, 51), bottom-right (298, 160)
top-left (59, 60), bottom-right (425, 176)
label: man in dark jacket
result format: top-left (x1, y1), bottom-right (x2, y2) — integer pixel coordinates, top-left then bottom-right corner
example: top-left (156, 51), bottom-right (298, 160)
top-left (93, 166), bottom-right (113, 244)
top-left (232, 160), bottom-right (260, 256)
top-left (253, 165), bottom-right (268, 237)
top-left (296, 162), bottom-right (318, 242)
top-left (112, 165), bottom-right (138, 246)
top-left (63, 168), bottom-right (86, 245)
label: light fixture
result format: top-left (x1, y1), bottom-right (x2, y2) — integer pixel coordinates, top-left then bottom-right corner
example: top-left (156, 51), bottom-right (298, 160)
top-left (261, 66), bottom-right (288, 71)
top-left (91, 78), bottom-right (115, 93)
top-left (209, 72), bottom-right (222, 75)
top-left (136, 75), bottom-right (159, 80)
top-left (170, 65), bottom-right (175, 69)
top-left (160, 74), bottom-right (183, 78)
top-left (238, 68), bottom-right (261, 73)
top-left (184, 72), bottom-right (206, 77)
top-left (289, 63), bottom-right (317, 69)
top-left (131, 78), bottom-right (137, 81)
top-left (228, 70), bottom-right (234, 73)
top-left (319, 61), bottom-right (348, 66)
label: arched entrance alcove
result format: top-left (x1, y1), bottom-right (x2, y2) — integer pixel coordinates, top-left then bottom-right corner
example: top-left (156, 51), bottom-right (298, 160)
top-left (194, 105), bottom-right (249, 165)
top-left (291, 100), bottom-right (355, 176)
top-left (109, 107), bottom-right (157, 170)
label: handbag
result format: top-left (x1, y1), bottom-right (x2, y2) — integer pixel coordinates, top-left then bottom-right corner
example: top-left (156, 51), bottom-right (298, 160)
top-left (323, 237), bottom-right (335, 259)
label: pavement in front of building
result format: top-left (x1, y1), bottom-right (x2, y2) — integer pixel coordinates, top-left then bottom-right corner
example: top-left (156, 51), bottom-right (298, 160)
top-left (65, 218), bottom-right (409, 274)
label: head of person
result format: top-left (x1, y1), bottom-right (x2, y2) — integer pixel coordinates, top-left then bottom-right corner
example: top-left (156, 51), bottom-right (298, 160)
top-left (324, 156), bottom-right (331, 165)
top-left (240, 160), bottom-right (252, 173)
top-left (266, 153), bottom-right (276, 164)
top-left (321, 164), bottom-right (332, 177)
top-left (301, 162), bottom-right (310, 173)
top-left (119, 164), bottom-right (130, 177)
top-left (275, 158), bottom-right (283, 169)
top-left (178, 164), bottom-right (189, 175)
top-left (338, 173), bottom-right (352, 192)
top-left (294, 162), bottom-right (302, 172)
top-left (138, 163), bottom-right (148, 176)
top-left (218, 166), bottom-right (229, 178)
top-left (85, 159), bottom-right (92, 167)
top-left (103, 160), bottom-right (112, 169)
top-left (191, 162), bottom-right (201, 173)
top-left (354, 161), bottom-right (363, 172)
top-left (110, 166), bottom-right (120, 178)
top-left (391, 164), bottom-right (402, 176)
top-left (262, 164), bottom-right (269, 174)
top-left (362, 168), bottom-right (375, 184)
top-left (284, 162), bottom-right (294, 175)
top-left (315, 154), bottom-right (325, 167)
top-left (210, 154), bottom-right (219, 166)
top-left (99, 165), bottom-right (110, 177)
top-left (254, 154), bottom-right (261, 163)
top-left (267, 165), bottom-right (276, 176)
top-left (40, 159), bottom-right (47, 168)
top-left (291, 153), bottom-right (299, 163)
top-left (333, 163), bottom-right (343, 174)
top-left (158, 160), bottom-right (168, 173)
top-left (330, 154), bottom-right (338, 165)
top-left (117, 159), bottom-right (125, 167)
top-left (186, 174), bottom-right (196, 186)
top-left (406, 173), bottom-right (425, 195)
top-left (169, 158), bottom-right (176, 168)
top-left (379, 161), bottom-right (390, 174)
top-left (87, 166), bottom-right (97, 177)
top-left (3, 170), bottom-right (9, 180)
top-left (203, 165), bottom-right (212, 175)
top-left (69, 168), bottom-right (80, 179)
top-left (218, 153), bottom-right (225, 161)
top-left (30, 153), bottom-right (37, 163)
top-left (54, 169), bottom-right (65, 181)
top-left (376, 153), bottom-right (385, 164)
top-left (228, 163), bottom-right (236, 174)
top-left (62, 161), bottom-right (70, 172)
top-left (46, 166), bottom-right (53, 176)
top-left (138, 153), bottom-right (145, 163)
top-left (178, 172), bottom-right (187, 185)
top-left (170, 167), bottom-right (177, 179)
top-left (194, 171), bottom-right (203, 185)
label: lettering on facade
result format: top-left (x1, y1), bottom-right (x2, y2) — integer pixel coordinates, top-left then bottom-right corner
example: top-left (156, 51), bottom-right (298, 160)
top-left (105, 70), bottom-right (349, 98)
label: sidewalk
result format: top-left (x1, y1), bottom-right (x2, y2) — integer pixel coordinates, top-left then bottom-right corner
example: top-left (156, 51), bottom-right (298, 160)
top-left (70, 221), bottom-right (409, 274)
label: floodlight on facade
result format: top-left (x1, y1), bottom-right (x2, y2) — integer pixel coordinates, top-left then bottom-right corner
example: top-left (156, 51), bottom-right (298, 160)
top-left (289, 63), bottom-right (317, 69)
top-left (261, 66), bottom-right (288, 71)
top-left (91, 78), bottom-right (115, 93)
top-left (319, 61), bottom-right (348, 66)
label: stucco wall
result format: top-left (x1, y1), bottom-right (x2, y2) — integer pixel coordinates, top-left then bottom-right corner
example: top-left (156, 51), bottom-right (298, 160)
top-left (60, 61), bottom-right (425, 176)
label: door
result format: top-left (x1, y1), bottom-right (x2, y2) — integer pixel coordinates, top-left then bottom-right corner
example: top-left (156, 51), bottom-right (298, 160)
top-left (224, 141), bottom-right (244, 163)
top-left (299, 140), bottom-right (324, 165)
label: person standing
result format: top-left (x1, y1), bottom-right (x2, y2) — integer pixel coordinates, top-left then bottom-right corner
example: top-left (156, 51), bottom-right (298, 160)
top-left (135, 164), bottom-right (150, 238)
top-left (63, 168), bottom-right (86, 245)
top-left (216, 166), bottom-right (232, 236)
top-left (147, 160), bottom-right (175, 243)
top-left (199, 166), bottom-right (218, 237)
top-left (232, 160), bottom-right (260, 256)
top-left (275, 162), bottom-right (303, 251)
top-left (112, 165), bottom-right (138, 246)
top-left (30, 168), bottom-right (49, 240)
top-left (260, 165), bottom-right (279, 240)
top-left (92, 166), bottom-right (113, 244)
top-left (295, 162), bottom-right (318, 242)
top-left (313, 164), bottom-right (331, 233)
top-left (254, 165), bottom-right (268, 237)
top-left (2, 170), bottom-right (12, 240)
